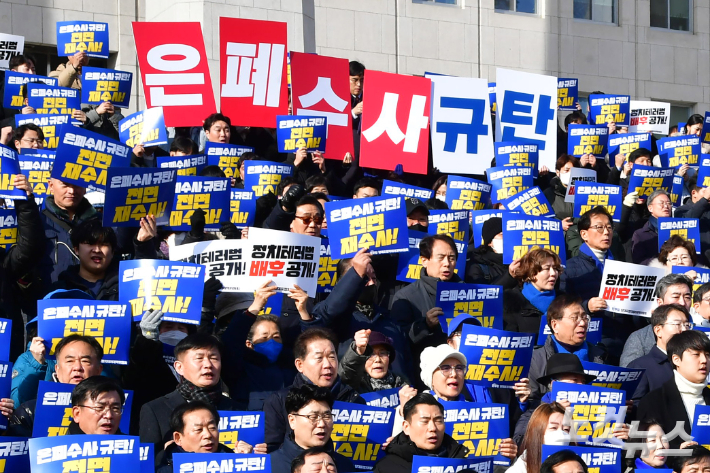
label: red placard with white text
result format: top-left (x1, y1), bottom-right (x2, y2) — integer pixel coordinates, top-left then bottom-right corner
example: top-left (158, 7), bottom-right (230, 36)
top-left (132, 22), bottom-right (216, 127)
top-left (291, 52), bottom-right (353, 161)
top-left (360, 71), bottom-right (431, 174)
top-left (219, 17), bottom-right (288, 127)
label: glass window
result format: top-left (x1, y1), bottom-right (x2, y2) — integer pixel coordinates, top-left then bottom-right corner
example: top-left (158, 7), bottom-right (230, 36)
top-left (651, 0), bottom-right (690, 30)
top-left (496, 0), bottom-right (536, 13)
top-left (574, 0), bottom-right (616, 22)
top-left (416, 0), bottom-right (457, 4)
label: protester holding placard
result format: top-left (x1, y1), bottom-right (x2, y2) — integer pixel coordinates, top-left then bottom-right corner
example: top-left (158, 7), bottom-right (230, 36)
top-left (638, 330), bottom-right (710, 449)
top-left (528, 294), bottom-right (606, 403)
top-left (504, 249), bottom-right (563, 334)
top-left (607, 147), bottom-right (653, 190)
top-left (631, 189), bottom-right (673, 264)
top-left (628, 304), bottom-right (692, 401)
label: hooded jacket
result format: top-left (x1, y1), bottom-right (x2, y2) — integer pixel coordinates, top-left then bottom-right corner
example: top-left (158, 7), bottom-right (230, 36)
top-left (372, 431), bottom-right (468, 473)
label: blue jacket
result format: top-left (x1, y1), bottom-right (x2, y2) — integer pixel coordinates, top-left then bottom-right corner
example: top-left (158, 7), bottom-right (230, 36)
top-left (10, 348), bottom-right (55, 406)
top-left (270, 434), bottom-right (354, 473)
top-left (628, 344), bottom-right (673, 401)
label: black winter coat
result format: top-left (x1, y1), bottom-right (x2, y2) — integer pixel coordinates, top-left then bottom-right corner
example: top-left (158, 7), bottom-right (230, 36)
top-left (157, 442), bottom-right (234, 473)
top-left (372, 431), bottom-right (468, 473)
top-left (502, 285), bottom-right (552, 334)
top-left (263, 373), bottom-right (365, 452)
top-left (465, 246), bottom-right (508, 285)
top-left (270, 434), bottom-right (354, 473)
top-left (627, 345), bottom-right (674, 401)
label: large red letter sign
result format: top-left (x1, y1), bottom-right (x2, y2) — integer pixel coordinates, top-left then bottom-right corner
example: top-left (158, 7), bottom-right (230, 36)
top-left (132, 22), bottom-right (216, 127)
top-left (220, 17), bottom-right (288, 128)
top-left (360, 71), bottom-right (431, 174)
top-left (290, 52), bottom-right (353, 161)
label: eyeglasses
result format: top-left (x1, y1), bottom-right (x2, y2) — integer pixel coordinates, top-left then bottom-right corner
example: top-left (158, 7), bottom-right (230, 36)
top-left (294, 214), bottom-right (323, 226)
top-left (438, 364), bottom-right (466, 376)
top-left (77, 404), bottom-right (123, 416)
top-left (668, 255), bottom-right (692, 264)
top-left (664, 321), bottom-right (694, 329)
top-left (654, 201), bottom-right (673, 208)
top-left (563, 314), bottom-right (591, 325)
top-left (293, 412), bottom-right (333, 424)
top-left (368, 350), bottom-right (390, 359)
top-left (21, 138), bottom-right (42, 144)
top-left (588, 224), bottom-right (613, 234)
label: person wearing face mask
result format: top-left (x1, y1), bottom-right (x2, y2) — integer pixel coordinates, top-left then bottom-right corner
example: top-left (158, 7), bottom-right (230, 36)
top-left (123, 309), bottom-right (193, 435)
top-left (465, 217), bottom-right (511, 285)
top-left (503, 249), bottom-right (563, 334)
top-left (338, 329), bottom-right (407, 394)
top-left (307, 253), bottom-right (414, 382)
top-left (542, 155), bottom-right (580, 231)
top-left (405, 197), bottom-right (430, 233)
top-left (432, 176), bottom-right (447, 203)
top-left (508, 403), bottom-right (570, 473)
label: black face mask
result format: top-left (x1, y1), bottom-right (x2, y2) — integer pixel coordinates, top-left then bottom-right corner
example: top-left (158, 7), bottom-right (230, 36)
top-left (359, 283), bottom-right (378, 305)
top-left (409, 224), bottom-right (428, 233)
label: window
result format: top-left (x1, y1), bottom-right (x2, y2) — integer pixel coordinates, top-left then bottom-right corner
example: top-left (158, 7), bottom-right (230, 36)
top-left (495, 0), bottom-right (536, 14)
top-left (24, 44), bottom-right (109, 77)
top-left (574, 0), bottom-right (616, 22)
top-left (669, 105), bottom-right (691, 134)
top-left (416, 0), bottom-right (457, 4)
top-left (650, 0), bottom-right (691, 31)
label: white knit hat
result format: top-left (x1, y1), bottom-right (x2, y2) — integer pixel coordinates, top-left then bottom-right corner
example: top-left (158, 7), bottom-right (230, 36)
top-left (419, 344), bottom-right (467, 389)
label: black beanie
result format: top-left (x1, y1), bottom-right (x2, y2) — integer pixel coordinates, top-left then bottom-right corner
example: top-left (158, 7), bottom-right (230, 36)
top-left (481, 217), bottom-right (503, 245)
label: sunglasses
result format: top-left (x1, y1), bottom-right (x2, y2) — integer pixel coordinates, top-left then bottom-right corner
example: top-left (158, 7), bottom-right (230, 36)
top-left (294, 214), bottom-right (324, 226)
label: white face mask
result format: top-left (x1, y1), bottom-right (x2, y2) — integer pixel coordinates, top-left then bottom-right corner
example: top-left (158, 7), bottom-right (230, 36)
top-left (544, 429), bottom-right (571, 446)
top-left (560, 172), bottom-right (571, 186)
top-left (436, 194), bottom-right (446, 202)
top-left (159, 330), bottom-right (188, 347)
top-left (491, 238), bottom-right (504, 254)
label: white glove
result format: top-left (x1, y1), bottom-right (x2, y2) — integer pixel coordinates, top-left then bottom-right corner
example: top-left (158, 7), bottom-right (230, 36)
top-left (623, 191), bottom-right (639, 208)
top-left (140, 310), bottom-right (164, 340)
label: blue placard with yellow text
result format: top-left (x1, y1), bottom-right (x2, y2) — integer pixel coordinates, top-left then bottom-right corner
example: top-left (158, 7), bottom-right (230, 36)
top-left (442, 400), bottom-right (510, 465)
top-left (581, 361), bottom-right (644, 399)
top-left (331, 401), bottom-right (394, 470)
top-left (157, 154), bottom-right (207, 176)
top-left (36, 299), bottom-right (131, 365)
top-left (0, 437), bottom-right (29, 473)
top-left (671, 174), bottom-right (684, 207)
top-left (502, 213), bottom-right (565, 265)
top-left (0, 144), bottom-right (26, 200)
top-left (19, 152), bottom-right (54, 205)
top-left (173, 454), bottom-right (270, 473)
top-left (15, 114), bottom-right (70, 149)
top-left (119, 259), bottom-right (204, 325)
top-left (217, 411), bottom-right (265, 451)
top-left (244, 160), bottom-right (294, 197)
top-left (205, 142), bottom-right (253, 180)
top-left (169, 176), bottom-right (230, 231)
top-left (588, 94), bottom-right (630, 126)
top-left (276, 115), bottom-right (327, 153)
top-left (692, 404), bottom-right (710, 446)
top-left (0, 318), bottom-right (11, 362)
top-left (119, 108), bottom-right (167, 147)
top-left (27, 83), bottom-right (80, 117)
top-left (360, 388), bottom-right (400, 409)
top-left (230, 189), bottom-right (256, 229)
top-left (0, 361), bottom-right (10, 430)
top-left (51, 127), bottom-right (131, 192)
top-left (471, 210), bottom-right (506, 247)
top-left (494, 141), bottom-right (539, 177)
top-left (567, 124), bottom-right (609, 157)
top-left (325, 195), bottom-right (408, 259)
top-left (139, 444), bottom-right (153, 473)
top-left (657, 135), bottom-right (701, 169)
top-left (81, 67), bottom-right (132, 107)
top-left (701, 112), bottom-right (710, 144)
top-left (412, 455), bottom-right (494, 473)
top-left (487, 166), bottom-right (532, 204)
top-left (658, 218), bottom-right (700, 253)
top-left (0, 209), bottom-right (17, 250)
top-left (500, 186), bottom-right (554, 217)
top-left (29, 435), bottom-right (139, 472)
top-left (627, 164), bottom-right (675, 199)
top-left (3, 71), bottom-right (56, 109)
top-left (428, 209), bottom-right (470, 242)
top-left (542, 445), bottom-right (621, 473)
top-left (317, 237), bottom-right (339, 293)
top-left (672, 265), bottom-right (710, 293)
top-left (56, 21), bottom-right (109, 58)
top-left (557, 78), bottom-right (578, 111)
top-left (573, 183), bottom-right (622, 221)
top-left (446, 175), bottom-right (493, 210)
top-left (437, 281), bottom-right (503, 331)
top-left (104, 167), bottom-right (176, 227)
top-left (382, 179), bottom-right (433, 201)
top-left (607, 132), bottom-right (651, 162)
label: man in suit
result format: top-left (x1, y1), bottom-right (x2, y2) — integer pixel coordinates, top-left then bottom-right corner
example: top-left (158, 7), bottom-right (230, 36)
top-left (139, 332), bottom-right (244, 466)
top-left (629, 304), bottom-right (693, 401)
top-left (638, 330), bottom-right (710, 448)
top-left (349, 61), bottom-right (365, 158)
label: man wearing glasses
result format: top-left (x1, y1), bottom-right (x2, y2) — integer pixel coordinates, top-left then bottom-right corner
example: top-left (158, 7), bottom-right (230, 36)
top-left (629, 304), bottom-right (694, 401)
top-left (290, 196), bottom-right (324, 238)
top-left (692, 283), bottom-right (710, 328)
top-left (12, 123), bottom-right (44, 151)
top-left (270, 384), bottom-right (354, 473)
top-left (620, 273), bottom-right (694, 366)
top-left (69, 376), bottom-right (125, 435)
top-left (631, 189), bottom-right (673, 264)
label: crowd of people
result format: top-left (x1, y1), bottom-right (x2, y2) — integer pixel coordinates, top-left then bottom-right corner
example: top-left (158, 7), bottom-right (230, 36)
top-left (1, 49), bottom-right (710, 473)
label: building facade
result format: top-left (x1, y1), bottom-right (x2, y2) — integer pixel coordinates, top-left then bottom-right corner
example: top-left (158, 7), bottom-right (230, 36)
top-left (3, 0), bottom-right (707, 124)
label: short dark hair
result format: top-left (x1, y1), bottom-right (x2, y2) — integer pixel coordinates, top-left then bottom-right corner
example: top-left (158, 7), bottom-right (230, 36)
top-left (203, 113), bottom-right (231, 131)
top-left (628, 148), bottom-right (652, 163)
top-left (555, 154), bottom-right (579, 171)
top-left (540, 450), bottom-right (588, 473)
top-left (655, 273), bottom-right (693, 299)
top-left (353, 178), bottom-right (380, 196)
top-left (169, 401), bottom-right (219, 434)
top-left (13, 123), bottom-right (44, 144)
top-left (564, 110), bottom-right (588, 128)
top-left (291, 446), bottom-right (334, 473)
top-left (170, 136), bottom-right (198, 155)
top-left (650, 303), bottom-right (690, 328)
top-left (658, 235), bottom-right (697, 266)
top-left (295, 196), bottom-right (324, 216)
top-left (420, 234), bottom-right (458, 260)
top-left (199, 165), bottom-right (227, 178)
top-left (349, 61), bottom-right (365, 76)
top-left (277, 177), bottom-right (299, 197)
top-left (174, 333), bottom-right (223, 360)
top-left (336, 258), bottom-right (353, 280)
top-left (9, 54), bottom-right (36, 71)
top-left (547, 293), bottom-right (583, 329)
top-left (305, 175), bottom-right (328, 193)
top-left (70, 219), bottom-right (118, 252)
top-left (71, 375), bottom-right (125, 406)
top-left (667, 445), bottom-right (710, 473)
top-left (577, 207), bottom-right (612, 233)
top-left (55, 334), bottom-right (104, 360)
top-left (403, 393), bottom-right (444, 423)
top-left (694, 282), bottom-right (710, 304)
top-left (667, 330), bottom-right (710, 369)
top-left (236, 152), bottom-right (257, 175)
top-left (294, 328), bottom-right (337, 361)
top-left (688, 174), bottom-right (699, 194)
top-left (246, 315), bottom-right (280, 343)
top-left (309, 192), bottom-right (329, 203)
top-left (425, 197), bottom-right (448, 210)
top-left (285, 384), bottom-right (334, 414)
